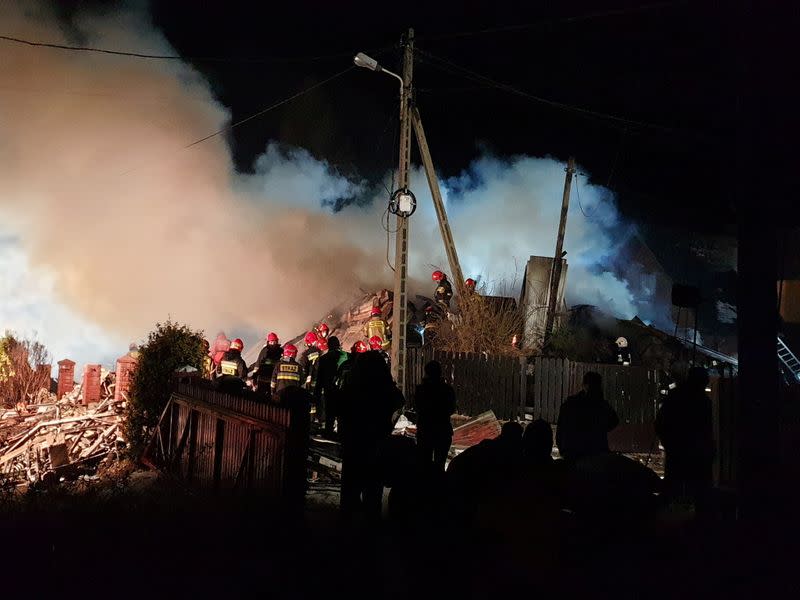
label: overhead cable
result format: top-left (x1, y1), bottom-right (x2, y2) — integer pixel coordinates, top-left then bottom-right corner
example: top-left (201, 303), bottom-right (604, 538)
top-left (0, 33), bottom-right (389, 64)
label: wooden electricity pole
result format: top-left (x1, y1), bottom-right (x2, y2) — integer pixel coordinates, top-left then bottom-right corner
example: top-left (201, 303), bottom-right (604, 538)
top-left (390, 29), bottom-right (414, 395)
top-left (543, 157), bottom-right (576, 347)
top-left (411, 106), bottom-right (465, 293)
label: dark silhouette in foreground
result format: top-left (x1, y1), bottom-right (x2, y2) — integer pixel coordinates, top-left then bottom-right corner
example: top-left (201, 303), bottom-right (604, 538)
top-left (339, 351), bottom-right (403, 520)
top-left (413, 360), bottom-right (456, 472)
top-left (656, 366), bottom-right (714, 511)
top-left (556, 371), bottom-right (619, 461)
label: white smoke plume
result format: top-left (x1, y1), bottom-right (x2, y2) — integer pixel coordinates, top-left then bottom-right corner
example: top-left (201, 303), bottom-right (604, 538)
top-left (0, 2), bottom-right (641, 367)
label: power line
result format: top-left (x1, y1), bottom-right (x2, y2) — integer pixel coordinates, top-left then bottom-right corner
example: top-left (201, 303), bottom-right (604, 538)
top-left (418, 1), bottom-right (687, 41)
top-left (0, 33), bottom-right (388, 63)
top-left (183, 66), bottom-right (355, 149)
top-left (415, 48), bottom-right (699, 138)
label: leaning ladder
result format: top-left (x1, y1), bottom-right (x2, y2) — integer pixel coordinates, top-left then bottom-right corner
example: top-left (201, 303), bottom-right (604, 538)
top-left (778, 336), bottom-right (800, 382)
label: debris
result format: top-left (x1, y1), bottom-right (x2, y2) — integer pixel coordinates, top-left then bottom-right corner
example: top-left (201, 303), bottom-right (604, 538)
top-left (1, 382), bottom-right (125, 486)
top-left (451, 410), bottom-right (501, 450)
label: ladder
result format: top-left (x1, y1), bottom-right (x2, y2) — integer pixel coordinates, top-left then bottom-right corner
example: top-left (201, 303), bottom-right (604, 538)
top-left (777, 336), bottom-right (800, 382)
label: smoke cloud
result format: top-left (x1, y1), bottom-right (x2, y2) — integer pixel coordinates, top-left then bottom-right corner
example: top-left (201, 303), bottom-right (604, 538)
top-left (0, 2), bottom-right (643, 366)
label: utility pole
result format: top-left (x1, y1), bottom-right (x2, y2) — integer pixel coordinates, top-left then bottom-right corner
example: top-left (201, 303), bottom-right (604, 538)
top-left (543, 157), bottom-right (576, 347)
top-left (390, 29), bottom-right (414, 395)
top-left (412, 106), bottom-right (465, 293)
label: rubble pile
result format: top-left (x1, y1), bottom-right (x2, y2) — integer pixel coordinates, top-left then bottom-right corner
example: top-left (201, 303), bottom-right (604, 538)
top-left (0, 382), bottom-right (126, 487)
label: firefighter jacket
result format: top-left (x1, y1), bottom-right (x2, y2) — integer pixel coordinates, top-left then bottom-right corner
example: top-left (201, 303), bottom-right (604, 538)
top-left (270, 358), bottom-right (306, 396)
top-left (202, 355), bottom-right (214, 379)
top-left (252, 344), bottom-right (282, 383)
top-left (212, 335), bottom-right (231, 366)
top-left (434, 278), bottom-right (453, 307)
top-left (217, 350), bottom-right (247, 379)
top-left (298, 347), bottom-right (321, 389)
top-left (364, 317), bottom-right (390, 346)
top-left (314, 349), bottom-right (348, 401)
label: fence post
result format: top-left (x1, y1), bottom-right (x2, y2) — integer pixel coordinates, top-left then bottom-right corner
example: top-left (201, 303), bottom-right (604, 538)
top-left (518, 356), bottom-right (527, 420)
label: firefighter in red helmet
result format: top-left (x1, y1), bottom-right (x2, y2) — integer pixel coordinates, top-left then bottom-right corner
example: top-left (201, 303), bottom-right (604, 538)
top-left (364, 306), bottom-right (390, 349)
top-left (251, 332), bottom-right (282, 394)
top-left (270, 343), bottom-right (306, 401)
top-left (352, 340), bottom-right (368, 354)
top-left (432, 270), bottom-right (453, 309)
top-left (465, 278), bottom-right (477, 293)
top-left (217, 338), bottom-right (248, 393)
top-left (316, 322), bottom-right (330, 340)
top-left (298, 331), bottom-right (322, 392)
top-left (369, 335), bottom-right (391, 367)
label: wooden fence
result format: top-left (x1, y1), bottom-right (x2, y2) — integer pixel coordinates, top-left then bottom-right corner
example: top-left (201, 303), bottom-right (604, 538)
top-left (530, 357), bottom-right (661, 425)
top-left (406, 347), bottom-right (525, 421)
top-left (143, 381), bottom-right (307, 502)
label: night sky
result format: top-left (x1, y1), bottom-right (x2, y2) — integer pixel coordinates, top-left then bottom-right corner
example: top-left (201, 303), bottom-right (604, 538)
top-left (136, 0), bottom-right (736, 232)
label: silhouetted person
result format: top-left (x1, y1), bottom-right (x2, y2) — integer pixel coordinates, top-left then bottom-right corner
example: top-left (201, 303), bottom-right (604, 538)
top-left (523, 418), bottom-right (554, 467)
top-left (413, 360), bottom-right (456, 472)
top-left (556, 372), bottom-right (619, 461)
top-left (655, 366), bottom-right (714, 510)
top-left (314, 336), bottom-right (348, 437)
top-left (446, 421), bottom-right (524, 521)
top-left (518, 419), bottom-right (564, 502)
top-left (339, 351), bottom-right (404, 520)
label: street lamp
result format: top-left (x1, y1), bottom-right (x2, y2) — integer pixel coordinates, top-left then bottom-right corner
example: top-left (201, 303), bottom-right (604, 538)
top-left (353, 52), bottom-right (404, 90)
top-left (354, 35), bottom-right (415, 395)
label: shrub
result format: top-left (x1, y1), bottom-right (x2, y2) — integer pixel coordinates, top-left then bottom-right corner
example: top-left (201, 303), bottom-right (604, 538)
top-left (125, 320), bottom-right (206, 457)
top-left (0, 332), bottom-right (51, 408)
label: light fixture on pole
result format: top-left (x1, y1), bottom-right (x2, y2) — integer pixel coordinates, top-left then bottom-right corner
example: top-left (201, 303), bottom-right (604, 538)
top-left (354, 30), bottom-right (415, 396)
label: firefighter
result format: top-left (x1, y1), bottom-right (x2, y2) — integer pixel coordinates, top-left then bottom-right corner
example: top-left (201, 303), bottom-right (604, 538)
top-left (201, 339), bottom-right (213, 379)
top-left (316, 322), bottom-right (330, 340)
top-left (364, 307), bottom-right (390, 349)
top-left (422, 304), bottom-right (438, 345)
top-left (270, 344), bottom-right (306, 402)
top-left (298, 331), bottom-right (322, 390)
top-left (616, 337), bottom-right (632, 366)
top-left (217, 338), bottom-right (248, 393)
top-left (465, 278), bottom-right (477, 294)
top-left (369, 336), bottom-right (391, 367)
top-left (251, 332), bottom-right (282, 394)
top-left (335, 341), bottom-right (368, 394)
top-left (432, 270), bottom-right (453, 309)
top-left (317, 338), bottom-right (329, 353)
top-left (315, 336), bottom-right (349, 437)
top-left (212, 331), bottom-right (231, 368)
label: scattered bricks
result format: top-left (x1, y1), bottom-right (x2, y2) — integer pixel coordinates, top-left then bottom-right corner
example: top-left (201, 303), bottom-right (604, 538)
top-left (83, 364), bottom-right (102, 405)
top-left (114, 354), bottom-right (138, 402)
top-left (57, 359), bottom-right (76, 399)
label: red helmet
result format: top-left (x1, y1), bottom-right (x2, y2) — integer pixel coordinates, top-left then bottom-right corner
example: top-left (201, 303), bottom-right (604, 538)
top-left (317, 338), bottom-right (329, 352)
top-left (304, 331), bottom-right (318, 346)
top-left (230, 338), bottom-right (244, 351)
top-left (465, 278), bottom-right (476, 290)
top-left (432, 270), bottom-right (444, 282)
top-left (424, 304), bottom-right (434, 313)
top-left (317, 323), bottom-right (330, 337)
top-left (266, 332), bottom-right (279, 344)
top-left (353, 340), bottom-right (368, 353)
top-left (370, 306), bottom-right (382, 317)
top-left (369, 336), bottom-right (383, 350)
top-left (283, 344), bottom-right (298, 358)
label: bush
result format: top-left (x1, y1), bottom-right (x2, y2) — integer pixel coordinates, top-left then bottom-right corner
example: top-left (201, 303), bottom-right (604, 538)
top-left (431, 293), bottom-right (525, 357)
top-left (0, 331), bottom-right (51, 408)
top-left (125, 320), bottom-right (206, 457)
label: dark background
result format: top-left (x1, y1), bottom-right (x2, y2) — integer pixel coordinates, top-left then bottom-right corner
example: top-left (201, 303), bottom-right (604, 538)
top-left (109, 0), bottom-right (740, 234)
